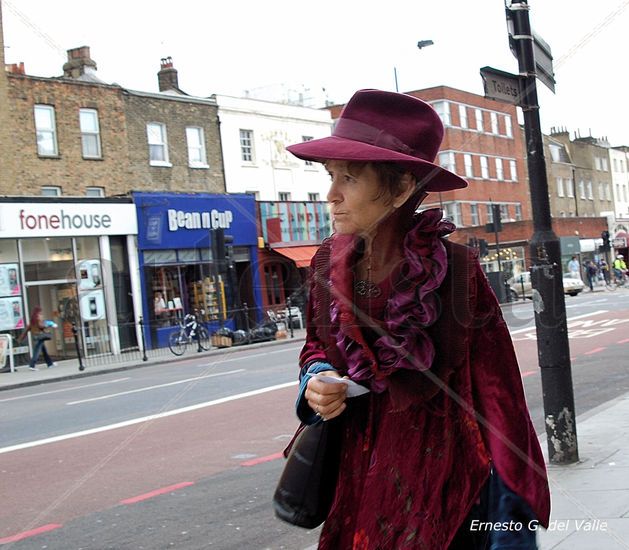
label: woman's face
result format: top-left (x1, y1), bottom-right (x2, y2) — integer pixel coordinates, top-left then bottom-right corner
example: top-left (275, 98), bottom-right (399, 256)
top-left (325, 161), bottom-right (394, 235)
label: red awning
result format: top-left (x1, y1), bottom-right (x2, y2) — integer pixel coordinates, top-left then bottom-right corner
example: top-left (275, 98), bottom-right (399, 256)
top-left (273, 245), bottom-right (320, 268)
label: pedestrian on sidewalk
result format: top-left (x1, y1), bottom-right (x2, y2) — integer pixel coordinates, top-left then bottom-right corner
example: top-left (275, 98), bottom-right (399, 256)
top-left (287, 90), bottom-right (550, 549)
top-left (19, 306), bottom-right (57, 370)
top-left (568, 255), bottom-right (581, 279)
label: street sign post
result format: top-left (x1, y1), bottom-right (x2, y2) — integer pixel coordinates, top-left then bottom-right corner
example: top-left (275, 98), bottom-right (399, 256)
top-left (480, 66), bottom-right (523, 105)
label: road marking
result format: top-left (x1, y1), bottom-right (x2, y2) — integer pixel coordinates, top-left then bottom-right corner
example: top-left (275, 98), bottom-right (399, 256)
top-left (508, 310), bottom-right (608, 335)
top-left (66, 369), bottom-right (246, 405)
top-left (241, 452), bottom-right (284, 466)
top-left (120, 481), bottom-right (194, 505)
top-left (618, 339), bottom-right (629, 345)
top-left (0, 378), bottom-right (130, 403)
top-left (521, 371), bottom-right (536, 378)
top-left (0, 381), bottom-right (297, 455)
top-left (584, 347), bottom-right (606, 355)
top-left (0, 524), bottom-right (62, 544)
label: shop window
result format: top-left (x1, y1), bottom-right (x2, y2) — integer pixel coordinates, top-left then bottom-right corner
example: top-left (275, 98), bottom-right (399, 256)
top-left (0, 241), bottom-right (25, 358)
top-left (21, 237), bottom-right (75, 282)
top-left (264, 264), bottom-right (285, 306)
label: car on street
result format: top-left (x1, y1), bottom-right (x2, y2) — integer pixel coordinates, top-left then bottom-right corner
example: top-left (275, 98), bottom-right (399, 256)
top-left (507, 271), bottom-right (584, 300)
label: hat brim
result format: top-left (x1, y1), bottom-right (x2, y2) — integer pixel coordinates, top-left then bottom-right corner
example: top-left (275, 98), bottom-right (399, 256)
top-left (287, 136), bottom-right (468, 192)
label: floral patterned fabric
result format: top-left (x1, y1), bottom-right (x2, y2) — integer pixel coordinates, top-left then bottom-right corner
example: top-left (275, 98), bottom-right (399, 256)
top-left (299, 211), bottom-right (550, 549)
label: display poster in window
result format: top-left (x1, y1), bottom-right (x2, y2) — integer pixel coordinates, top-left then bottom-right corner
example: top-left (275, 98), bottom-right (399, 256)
top-left (0, 296), bottom-right (24, 331)
top-left (0, 263), bottom-right (21, 296)
top-left (78, 259), bottom-right (102, 290)
top-left (80, 290), bottom-right (106, 321)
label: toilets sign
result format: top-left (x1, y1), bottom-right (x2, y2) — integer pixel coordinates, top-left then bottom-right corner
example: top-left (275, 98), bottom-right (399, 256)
top-left (0, 203), bottom-right (138, 237)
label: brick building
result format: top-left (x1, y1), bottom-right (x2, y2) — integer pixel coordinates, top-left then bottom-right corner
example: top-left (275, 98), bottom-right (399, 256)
top-left (0, 1), bottom-right (8, 171)
top-left (123, 58), bottom-right (225, 194)
top-left (1, 47), bottom-right (131, 197)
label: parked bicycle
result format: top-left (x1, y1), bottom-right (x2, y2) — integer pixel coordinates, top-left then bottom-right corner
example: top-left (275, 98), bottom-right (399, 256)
top-left (168, 312), bottom-right (211, 356)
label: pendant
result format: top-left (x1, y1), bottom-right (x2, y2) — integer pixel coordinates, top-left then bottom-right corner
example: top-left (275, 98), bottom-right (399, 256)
top-left (354, 279), bottom-right (382, 298)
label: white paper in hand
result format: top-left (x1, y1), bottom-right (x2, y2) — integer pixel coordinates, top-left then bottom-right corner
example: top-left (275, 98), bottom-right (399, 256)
top-left (312, 373), bottom-right (370, 397)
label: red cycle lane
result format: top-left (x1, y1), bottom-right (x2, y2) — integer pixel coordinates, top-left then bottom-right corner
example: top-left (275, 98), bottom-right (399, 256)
top-left (0, 384), bottom-right (300, 541)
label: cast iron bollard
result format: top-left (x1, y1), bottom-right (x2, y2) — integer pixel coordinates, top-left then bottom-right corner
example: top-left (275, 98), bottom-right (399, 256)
top-left (139, 317), bottom-right (148, 362)
top-left (72, 323), bottom-right (85, 371)
top-left (287, 297), bottom-right (294, 338)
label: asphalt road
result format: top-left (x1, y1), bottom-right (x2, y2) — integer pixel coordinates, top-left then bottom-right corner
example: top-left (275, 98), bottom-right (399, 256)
top-left (1, 290), bottom-right (628, 549)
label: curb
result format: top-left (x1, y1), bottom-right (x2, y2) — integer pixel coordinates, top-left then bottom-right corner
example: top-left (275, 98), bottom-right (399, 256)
top-left (0, 334), bottom-right (306, 392)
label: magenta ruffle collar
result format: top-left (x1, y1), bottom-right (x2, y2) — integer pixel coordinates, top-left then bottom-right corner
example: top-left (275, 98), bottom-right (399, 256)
top-left (328, 208), bottom-right (455, 393)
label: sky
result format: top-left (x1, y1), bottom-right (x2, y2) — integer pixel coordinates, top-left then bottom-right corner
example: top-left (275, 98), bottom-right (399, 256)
top-left (2, 0), bottom-right (628, 145)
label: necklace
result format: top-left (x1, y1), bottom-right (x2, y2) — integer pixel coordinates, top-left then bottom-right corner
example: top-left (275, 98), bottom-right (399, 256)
top-left (354, 260), bottom-right (382, 298)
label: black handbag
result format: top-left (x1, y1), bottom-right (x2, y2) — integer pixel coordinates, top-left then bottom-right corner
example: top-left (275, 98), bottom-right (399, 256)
top-left (273, 418), bottom-right (342, 529)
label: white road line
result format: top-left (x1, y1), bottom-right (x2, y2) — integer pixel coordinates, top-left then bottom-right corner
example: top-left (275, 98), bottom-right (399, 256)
top-left (0, 381), bottom-right (298, 455)
top-left (66, 369), bottom-right (246, 405)
top-left (509, 310), bottom-right (608, 335)
top-left (0, 378), bottom-right (131, 403)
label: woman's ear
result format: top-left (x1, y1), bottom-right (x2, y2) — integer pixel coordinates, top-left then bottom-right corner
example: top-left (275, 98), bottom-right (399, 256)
top-left (392, 173), bottom-right (417, 208)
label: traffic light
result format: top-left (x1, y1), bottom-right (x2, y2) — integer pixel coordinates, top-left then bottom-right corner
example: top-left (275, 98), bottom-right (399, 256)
top-left (479, 239), bottom-right (489, 258)
top-left (492, 204), bottom-right (503, 232)
top-left (602, 230), bottom-right (611, 252)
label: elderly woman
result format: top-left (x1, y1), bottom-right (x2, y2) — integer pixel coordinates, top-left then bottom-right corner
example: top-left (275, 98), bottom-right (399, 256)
top-left (286, 90), bottom-right (550, 549)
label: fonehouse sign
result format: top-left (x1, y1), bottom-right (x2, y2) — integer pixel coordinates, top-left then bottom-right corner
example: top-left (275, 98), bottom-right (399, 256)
top-left (0, 203), bottom-right (138, 238)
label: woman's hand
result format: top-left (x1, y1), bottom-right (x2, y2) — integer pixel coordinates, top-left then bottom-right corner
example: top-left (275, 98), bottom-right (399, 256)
top-left (305, 370), bottom-right (348, 421)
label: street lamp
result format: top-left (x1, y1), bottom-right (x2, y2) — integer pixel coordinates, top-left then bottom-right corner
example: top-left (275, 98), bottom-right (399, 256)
top-left (417, 39), bottom-right (434, 50)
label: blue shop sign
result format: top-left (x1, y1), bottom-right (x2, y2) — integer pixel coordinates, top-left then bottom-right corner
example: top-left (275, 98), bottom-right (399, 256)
top-left (134, 192), bottom-right (257, 250)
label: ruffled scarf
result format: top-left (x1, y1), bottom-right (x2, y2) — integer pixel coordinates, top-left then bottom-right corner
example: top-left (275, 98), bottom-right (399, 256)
top-left (329, 208), bottom-right (455, 393)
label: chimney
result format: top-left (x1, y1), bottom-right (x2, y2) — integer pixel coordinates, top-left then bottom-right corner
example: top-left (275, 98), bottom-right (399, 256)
top-left (158, 57), bottom-right (179, 92)
top-left (6, 62), bottom-right (25, 75)
top-left (63, 46), bottom-right (97, 78)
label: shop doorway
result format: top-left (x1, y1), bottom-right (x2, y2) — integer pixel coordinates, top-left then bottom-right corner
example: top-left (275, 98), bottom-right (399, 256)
top-left (25, 281), bottom-right (79, 360)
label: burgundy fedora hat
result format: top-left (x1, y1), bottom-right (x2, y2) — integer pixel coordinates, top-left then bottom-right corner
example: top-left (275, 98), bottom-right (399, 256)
top-left (287, 89), bottom-right (467, 192)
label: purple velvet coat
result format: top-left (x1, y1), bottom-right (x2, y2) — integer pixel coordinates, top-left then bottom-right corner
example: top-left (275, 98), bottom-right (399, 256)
top-left (299, 212), bottom-right (550, 549)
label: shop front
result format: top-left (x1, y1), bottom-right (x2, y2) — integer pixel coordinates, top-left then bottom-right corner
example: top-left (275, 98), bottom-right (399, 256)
top-left (133, 192), bottom-right (262, 349)
top-left (0, 199), bottom-right (139, 366)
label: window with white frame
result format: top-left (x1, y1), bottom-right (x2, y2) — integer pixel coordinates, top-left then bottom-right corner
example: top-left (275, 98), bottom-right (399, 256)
top-left (443, 202), bottom-right (462, 226)
top-left (567, 178), bottom-right (574, 198)
top-left (490, 112), bottom-right (499, 134)
top-left (495, 158), bottom-right (504, 180)
top-left (557, 177), bottom-right (565, 197)
top-left (602, 157), bottom-right (609, 171)
top-left (433, 101), bottom-right (451, 126)
top-left (486, 204), bottom-right (494, 223)
top-left (598, 183), bottom-right (604, 200)
top-left (624, 186), bottom-right (628, 202)
top-left (480, 156), bottom-right (489, 178)
top-left (475, 109), bottom-right (484, 132)
top-left (587, 181), bottom-right (593, 200)
top-left (185, 126), bottom-right (208, 168)
top-left (549, 144), bottom-right (562, 163)
top-left (613, 159), bottom-right (619, 172)
top-left (41, 185), bottom-right (61, 196)
top-left (579, 180), bottom-right (586, 199)
top-left (438, 151), bottom-right (456, 174)
top-left (605, 183), bottom-right (612, 201)
top-left (509, 160), bottom-right (517, 181)
top-left (464, 154), bottom-right (473, 177)
top-left (147, 122), bottom-right (169, 164)
top-left (499, 204), bottom-right (509, 220)
top-left (308, 192), bottom-right (320, 201)
top-left (504, 115), bottom-right (513, 137)
top-left (239, 129), bottom-right (254, 162)
top-left (515, 204), bottom-right (522, 221)
top-left (278, 191), bottom-right (291, 201)
top-left (85, 187), bottom-right (104, 197)
top-left (470, 203), bottom-right (479, 226)
top-left (458, 105), bottom-right (468, 129)
top-left (302, 136), bottom-right (314, 166)
top-left (34, 104), bottom-right (58, 156)
top-left (79, 108), bottom-right (101, 159)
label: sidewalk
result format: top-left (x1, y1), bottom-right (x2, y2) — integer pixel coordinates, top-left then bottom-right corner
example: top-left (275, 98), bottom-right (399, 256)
top-left (538, 393), bottom-right (629, 549)
top-left (0, 328), bottom-right (307, 392)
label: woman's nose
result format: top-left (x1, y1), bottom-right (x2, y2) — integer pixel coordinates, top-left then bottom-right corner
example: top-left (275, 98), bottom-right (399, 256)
top-left (327, 177), bottom-right (341, 204)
